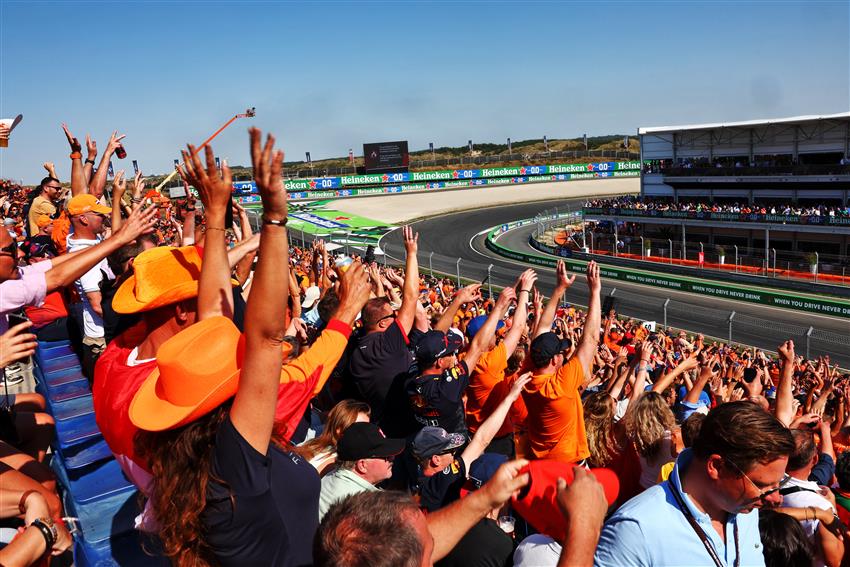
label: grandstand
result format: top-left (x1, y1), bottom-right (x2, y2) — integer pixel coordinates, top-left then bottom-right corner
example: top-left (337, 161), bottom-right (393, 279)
top-left (580, 113), bottom-right (850, 274)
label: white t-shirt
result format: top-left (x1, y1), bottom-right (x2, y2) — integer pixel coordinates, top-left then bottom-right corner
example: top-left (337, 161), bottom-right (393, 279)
top-left (67, 236), bottom-right (114, 339)
top-left (781, 476), bottom-right (834, 567)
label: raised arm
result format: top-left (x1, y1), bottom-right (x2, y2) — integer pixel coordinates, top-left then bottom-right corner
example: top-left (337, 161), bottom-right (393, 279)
top-left (396, 226), bottom-right (419, 334)
top-left (574, 261), bottom-right (602, 374)
top-left (464, 286), bottom-right (515, 370)
top-left (178, 143), bottom-right (234, 321)
top-left (62, 123), bottom-right (87, 196)
top-left (110, 171), bottom-right (126, 231)
top-left (461, 373), bottom-right (531, 469)
top-left (83, 134), bottom-right (97, 185)
top-left (229, 128), bottom-right (289, 455)
top-left (534, 260), bottom-right (575, 339)
top-left (435, 284), bottom-right (481, 332)
top-left (89, 131), bottom-right (124, 199)
top-left (503, 269), bottom-right (536, 357)
top-left (776, 340), bottom-right (796, 427)
top-left (651, 354), bottom-right (699, 394)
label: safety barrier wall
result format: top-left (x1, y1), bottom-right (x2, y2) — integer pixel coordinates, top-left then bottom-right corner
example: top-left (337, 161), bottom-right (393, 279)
top-left (233, 160), bottom-right (641, 202)
top-left (486, 225), bottom-right (850, 319)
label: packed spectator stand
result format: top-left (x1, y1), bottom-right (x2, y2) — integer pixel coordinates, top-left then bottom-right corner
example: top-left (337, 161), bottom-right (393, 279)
top-left (1, 122), bottom-right (850, 566)
top-left (585, 196), bottom-right (850, 219)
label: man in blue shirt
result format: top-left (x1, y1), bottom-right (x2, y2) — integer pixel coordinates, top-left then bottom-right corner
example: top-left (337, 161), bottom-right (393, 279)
top-left (595, 401), bottom-right (795, 567)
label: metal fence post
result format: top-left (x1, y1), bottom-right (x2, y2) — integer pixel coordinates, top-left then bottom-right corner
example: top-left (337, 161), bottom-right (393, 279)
top-left (429, 252), bottom-right (434, 278)
top-left (727, 311), bottom-right (736, 344)
top-left (806, 327), bottom-right (814, 359)
top-left (734, 245), bottom-right (738, 273)
top-left (663, 299), bottom-right (670, 330)
top-left (487, 264), bottom-right (493, 298)
top-left (456, 258), bottom-right (461, 287)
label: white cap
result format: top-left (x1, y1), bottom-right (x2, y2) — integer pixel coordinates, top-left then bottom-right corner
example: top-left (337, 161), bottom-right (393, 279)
top-left (302, 286), bottom-right (321, 309)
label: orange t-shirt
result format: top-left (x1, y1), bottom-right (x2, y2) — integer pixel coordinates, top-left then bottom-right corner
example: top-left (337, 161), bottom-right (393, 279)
top-left (522, 356), bottom-right (589, 462)
top-left (466, 342), bottom-right (528, 438)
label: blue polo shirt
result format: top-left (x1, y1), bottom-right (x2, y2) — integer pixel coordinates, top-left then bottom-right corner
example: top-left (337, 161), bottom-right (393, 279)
top-left (594, 449), bottom-right (765, 567)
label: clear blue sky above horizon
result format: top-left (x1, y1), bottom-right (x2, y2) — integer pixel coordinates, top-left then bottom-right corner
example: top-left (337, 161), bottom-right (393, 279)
top-left (1, 0), bottom-right (848, 184)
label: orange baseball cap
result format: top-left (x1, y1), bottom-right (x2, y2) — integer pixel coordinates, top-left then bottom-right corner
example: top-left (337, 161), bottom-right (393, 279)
top-left (35, 215), bottom-right (52, 228)
top-left (67, 194), bottom-right (111, 216)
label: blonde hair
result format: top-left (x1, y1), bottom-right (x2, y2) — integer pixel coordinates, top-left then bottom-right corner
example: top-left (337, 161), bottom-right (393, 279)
top-left (583, 392), bottom-right (620, 467)
top-left (626, 392), bottom-right (675, 459)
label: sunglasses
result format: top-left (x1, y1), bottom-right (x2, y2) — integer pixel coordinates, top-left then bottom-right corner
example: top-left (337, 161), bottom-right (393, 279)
top-left (726, 458), bottom-right (791, 500)
top-left (0, 240), bottom-right (17, 257)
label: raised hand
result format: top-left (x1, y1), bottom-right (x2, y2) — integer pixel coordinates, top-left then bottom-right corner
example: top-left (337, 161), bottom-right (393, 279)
top-left (178, 144), bottom-right (232, 221)
top-left (402, 225), bottom-right (418, 255)
top-left (105, 131), bottom-right (126, 155)
top-left (249, 127), bottom-right (287, 221)
top-left (586, 261), bottom-right (601, 294)
top-left (0, 321), bottom-right (37, 368)
top-left (85, 134), bottom-right (97, 160)
top-left (112, 170), bottom-right (126, 200)
top-left (132, 171), bottom-right (146, 201)
top-left (556, 260), bottom-right (576, 288)
top-left (61, 123), bottom-right (81, 153)
top-left (455, 283), bottom-right (482, 304)
top-left (777, 340), bottom-right (795, 363)
top-left (516, 268), bottom-right (538, 293)
top-left (497, 285), bottom-right (517, 307)
top-left (480, 459), bottom-right (531, 509)
top-left (508, 372), bottom-right (532, 400)
top-left (112, 202), bottom-right (158, 244)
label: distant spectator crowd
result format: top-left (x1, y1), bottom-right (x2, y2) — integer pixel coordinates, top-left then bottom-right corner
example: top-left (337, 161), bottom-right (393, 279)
top-left (585, 196), bottom-right (850, 218)
top-left (1, 123), bottom-right (850, 566)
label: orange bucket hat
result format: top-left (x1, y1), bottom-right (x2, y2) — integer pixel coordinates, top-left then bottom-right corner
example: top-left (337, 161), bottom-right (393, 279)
top-left (130, 316), bottom-right (293, 431)
top-left (112, 246), bottom-right (202, 314)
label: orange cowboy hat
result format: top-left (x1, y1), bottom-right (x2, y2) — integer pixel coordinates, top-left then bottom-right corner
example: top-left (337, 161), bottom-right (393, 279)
top-left (112, 246), bottom-right (202, 314)
top-left (129, 316), bottom-right (292, 431)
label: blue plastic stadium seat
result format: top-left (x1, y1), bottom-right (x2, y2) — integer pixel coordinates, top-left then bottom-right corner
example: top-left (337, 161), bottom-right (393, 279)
top-left (40, 365), bottom-right (87, 387)
top-left (54, 412), bottom-right (101, 451)
top-left (61, 438), bottom-right (114, 470)
top-left (50, 394), bottom-right (95, 421)
top-left (44, 379), bottom-right (91, 404)
top-left (39, 354), bottom-right (82, 374)
top-left (35, 344), bottom-right (75, 365)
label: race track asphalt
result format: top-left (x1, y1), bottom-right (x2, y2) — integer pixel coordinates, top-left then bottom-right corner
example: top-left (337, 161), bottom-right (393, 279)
top-left (379, 198), bottom-right (850, 368)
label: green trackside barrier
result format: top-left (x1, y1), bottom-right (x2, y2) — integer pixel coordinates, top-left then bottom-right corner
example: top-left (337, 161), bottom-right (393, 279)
top-left (485, 227), bottom-right (850, 319)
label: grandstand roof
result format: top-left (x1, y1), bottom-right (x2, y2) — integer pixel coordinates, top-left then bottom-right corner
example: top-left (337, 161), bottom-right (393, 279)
top-left (638, 111), bottom-right (850, 135)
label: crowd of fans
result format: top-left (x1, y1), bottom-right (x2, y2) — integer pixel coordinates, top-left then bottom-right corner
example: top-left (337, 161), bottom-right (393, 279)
top-left (1, 124), bottom-right (850, 566)
top-left (585, 196), bottom-right (850, 218)
top-left (643, 155), bottom-right (850, 175)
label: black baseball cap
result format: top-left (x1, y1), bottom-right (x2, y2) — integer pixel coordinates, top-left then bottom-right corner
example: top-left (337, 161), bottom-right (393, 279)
top-left (415, 330), bottom-right (464, 366)
top-left (412, 426), bottom-right (466, 459)
top-left (530, 332), bottom-right (573, 368)
top-left (336, 422), bottom-right (406, 461)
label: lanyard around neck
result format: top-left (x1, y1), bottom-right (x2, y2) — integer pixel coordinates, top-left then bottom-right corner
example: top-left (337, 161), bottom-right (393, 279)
top-left (669, 479), bottom-right (740, 567)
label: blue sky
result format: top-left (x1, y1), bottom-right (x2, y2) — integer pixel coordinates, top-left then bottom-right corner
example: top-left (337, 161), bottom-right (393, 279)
top-left (1, 0), bottom-right (847, 183)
